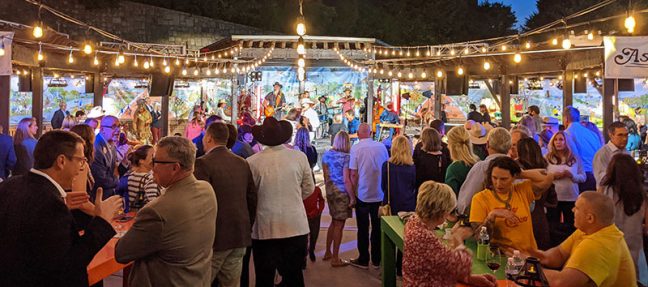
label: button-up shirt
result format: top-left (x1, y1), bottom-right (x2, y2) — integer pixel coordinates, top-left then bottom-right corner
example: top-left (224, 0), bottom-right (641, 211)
top-left (247, 145), bottom-right (314, 240)
top-left (349, 138), bottom-right (389, 203)
top-left (593, 141), bottom-right (628, 188)
top-left (457, 153), bottom-right (507, 214)
top-left (30, 168), bottom-right (67, 201)
top-left (564, 122), bottom-right (602, 173)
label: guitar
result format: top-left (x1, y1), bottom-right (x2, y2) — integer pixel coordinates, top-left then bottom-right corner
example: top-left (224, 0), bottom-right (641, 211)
top-left (264, 92), bottom-right (285, 117)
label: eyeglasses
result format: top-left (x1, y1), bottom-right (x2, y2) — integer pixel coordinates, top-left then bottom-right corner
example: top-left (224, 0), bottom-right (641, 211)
top-left (66, 155), bottom-right (88, 164)
top-left (152, 158), bottom-right (179, 166)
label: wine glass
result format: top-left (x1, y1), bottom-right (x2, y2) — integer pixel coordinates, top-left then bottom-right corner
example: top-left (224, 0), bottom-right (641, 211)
top-left (487, 246), bottom-right (501, 275)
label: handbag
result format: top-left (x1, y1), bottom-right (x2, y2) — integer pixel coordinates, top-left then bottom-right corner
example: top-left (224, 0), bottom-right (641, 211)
top-left (379, 162), bottom-right (392, 217)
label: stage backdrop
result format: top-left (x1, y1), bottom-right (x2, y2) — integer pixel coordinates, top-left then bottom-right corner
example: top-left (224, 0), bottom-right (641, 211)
top-left (42, 75), bottom-right (93, 124)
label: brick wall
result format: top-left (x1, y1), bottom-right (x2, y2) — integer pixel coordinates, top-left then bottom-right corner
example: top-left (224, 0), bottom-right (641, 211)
top-left (0, 0), bottom-right (271, 50)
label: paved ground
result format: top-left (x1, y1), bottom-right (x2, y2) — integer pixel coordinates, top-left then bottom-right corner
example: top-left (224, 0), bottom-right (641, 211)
top-left (106, 137), bottom-right (383, 287)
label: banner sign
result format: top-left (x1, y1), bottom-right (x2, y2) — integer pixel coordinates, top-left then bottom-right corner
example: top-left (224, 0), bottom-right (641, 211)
top-left (0, 32), bottom-right (13, 76)
top-left (604, 36), bottom-right (648, 78)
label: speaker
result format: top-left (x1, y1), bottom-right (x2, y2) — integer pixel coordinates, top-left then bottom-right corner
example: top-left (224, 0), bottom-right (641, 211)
top-left (446, 73), bottom-right (467, 95)
top-left (574, 76), bottom-right (586, 93)
top-left (618, 79), bottom-right (634, 92)
top-left (149, 73), bottom-right (174, 97)
top-left (85, 74), bottom-right (94, 93)
top-left (18, 72), bottom-right (31, 92)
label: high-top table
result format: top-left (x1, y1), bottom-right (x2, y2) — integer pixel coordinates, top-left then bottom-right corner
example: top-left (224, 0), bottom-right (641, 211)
top-left (87, 213), bottom-right (135, 285)
top-left (381, 216), bottom-right (515, 287)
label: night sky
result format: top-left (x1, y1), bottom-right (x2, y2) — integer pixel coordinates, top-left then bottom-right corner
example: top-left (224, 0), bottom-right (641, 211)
top-left (485, 0), bottom-right (537, 28)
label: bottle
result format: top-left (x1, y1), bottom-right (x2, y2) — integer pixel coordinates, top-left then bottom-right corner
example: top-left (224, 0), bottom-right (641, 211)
top-left (505, 257), bottom-right (519, 280)
top-left (476, 226), bottom-right (489, 261)
top-left (512, 250), bottom-right (525, 272)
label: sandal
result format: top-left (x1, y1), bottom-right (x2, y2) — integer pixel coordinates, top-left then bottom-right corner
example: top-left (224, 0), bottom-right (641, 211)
top-left (330, 258), bottom-right (349, 267)
top-left (323, 253), bottom-right (333, 261)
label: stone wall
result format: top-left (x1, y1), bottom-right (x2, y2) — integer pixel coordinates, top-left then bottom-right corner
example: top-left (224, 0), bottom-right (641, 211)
top-left (0, 0), bottom-right (271, 50)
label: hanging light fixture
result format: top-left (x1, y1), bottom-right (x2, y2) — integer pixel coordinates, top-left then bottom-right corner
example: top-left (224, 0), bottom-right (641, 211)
top-left (133, 55), bottom-right (139, 67)
top-left (149, 56), bottom-right (155, 67)
top-left (67, 48), bottom-right (74, 64)
top-left (93, 53), bottom-right (99, 66)
top-left (37, 42), bottom-right (44, 61)
top-left (117, 47), bottom-right (125, 64)
top-left (182, 67), bottom-right (187, 76)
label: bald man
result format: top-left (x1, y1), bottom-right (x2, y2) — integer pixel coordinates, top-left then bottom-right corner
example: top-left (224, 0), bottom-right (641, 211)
top-left (91, 115), bottom-right (121, 200)
top-left (531, 191), bottom-right (637, 287)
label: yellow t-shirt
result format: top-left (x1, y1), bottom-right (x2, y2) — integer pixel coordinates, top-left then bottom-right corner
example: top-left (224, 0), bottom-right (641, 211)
top-left (469, 180), bottom-right (538, 252)
top-left (560, 225), bottom-right (637, 287)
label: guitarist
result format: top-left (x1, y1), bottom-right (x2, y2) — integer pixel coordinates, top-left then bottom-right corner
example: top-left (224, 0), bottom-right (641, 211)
top-left (263, 82), bottom-right (286, 119)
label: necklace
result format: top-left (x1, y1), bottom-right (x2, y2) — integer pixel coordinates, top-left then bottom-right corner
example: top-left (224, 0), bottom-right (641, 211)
top-left (491, 189), bottom-right (513, 210)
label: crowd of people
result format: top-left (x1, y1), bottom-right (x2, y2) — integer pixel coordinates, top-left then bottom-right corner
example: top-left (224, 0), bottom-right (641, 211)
top-left (0, 99), bottom-right (646, 287)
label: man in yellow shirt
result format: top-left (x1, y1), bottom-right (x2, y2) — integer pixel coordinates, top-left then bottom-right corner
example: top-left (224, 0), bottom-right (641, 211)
top-left (531, 191), bottom-right (637, 287)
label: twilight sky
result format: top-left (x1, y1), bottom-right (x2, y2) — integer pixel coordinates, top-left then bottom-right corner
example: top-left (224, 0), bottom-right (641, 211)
top-left (484, 0), bottom-right (538, 28)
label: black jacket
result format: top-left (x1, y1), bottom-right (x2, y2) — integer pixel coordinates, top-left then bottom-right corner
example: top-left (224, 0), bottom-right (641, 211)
top-left (51, 109), bottom-right (65, 129)
top-left (0, 172), bottom-right (115, 287)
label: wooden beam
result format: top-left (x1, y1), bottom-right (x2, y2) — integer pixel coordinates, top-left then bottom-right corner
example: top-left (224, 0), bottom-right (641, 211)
top-left (32, 68), bottom-right (44, 136)
top-left (93, 72), bottom-right (103, 106)
top-left (483, 80), bottom-right (501, 108)
top-left (0, 76), bottom-right (9, 134)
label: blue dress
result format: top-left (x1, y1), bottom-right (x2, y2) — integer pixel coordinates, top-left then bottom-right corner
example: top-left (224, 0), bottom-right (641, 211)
top-left (381, 162), bottom-right (417, 214)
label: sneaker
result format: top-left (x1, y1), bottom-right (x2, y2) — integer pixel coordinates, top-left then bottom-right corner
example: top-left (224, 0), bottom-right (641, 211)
top-left (345, 258), bottom-right (369, 269)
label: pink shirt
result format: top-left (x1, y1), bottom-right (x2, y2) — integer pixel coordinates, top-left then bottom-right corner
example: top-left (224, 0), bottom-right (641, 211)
top-left (185, 121), bottom-right (204, 140)
top-left (403, 215), bottom-right (472, 287)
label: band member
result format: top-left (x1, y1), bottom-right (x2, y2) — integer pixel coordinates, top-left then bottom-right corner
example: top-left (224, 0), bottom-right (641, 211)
top-left (263, 82), bottom-right (286, 119)
top-left (238, 89), bottom-right (252, 114)
top-left (337, 88), bottom-right (355, 114)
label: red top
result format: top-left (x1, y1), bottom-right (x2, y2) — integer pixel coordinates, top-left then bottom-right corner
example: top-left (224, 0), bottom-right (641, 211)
top-left (303, 186), bottom-right (325, 219)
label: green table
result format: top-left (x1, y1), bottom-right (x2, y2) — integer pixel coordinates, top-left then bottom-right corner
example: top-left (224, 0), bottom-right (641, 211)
top-left (381, 216), bottom-right (506, 287)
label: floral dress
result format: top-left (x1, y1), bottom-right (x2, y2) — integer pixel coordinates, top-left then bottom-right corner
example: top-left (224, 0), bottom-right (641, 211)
top-left (321, 150), bottom-right (352, 220)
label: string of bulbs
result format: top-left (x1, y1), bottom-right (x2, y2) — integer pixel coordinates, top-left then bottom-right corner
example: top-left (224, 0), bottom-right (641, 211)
top-left (295, 0), bottom-right (307, 82)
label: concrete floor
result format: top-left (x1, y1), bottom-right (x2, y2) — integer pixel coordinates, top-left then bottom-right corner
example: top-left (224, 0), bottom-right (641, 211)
top-left (106, 138), bottom-right (383, 287)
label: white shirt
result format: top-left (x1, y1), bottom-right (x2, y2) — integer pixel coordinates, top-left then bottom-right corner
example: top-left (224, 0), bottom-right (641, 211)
top-left (247, 145), bottom-right (314, 239)
top-left (457, 153), bottom-right (507, 214)
top-left (30, 168), bottom-right (67, 201)
top-left (349, 138), bottom-right (389, 203)
top-left (216, 107), bottom-right (231, 122)
top-left (547, 159), bottom-right (586, 202)
top-left (593, 141), bottom-right (628, 188)
top-left (303, 108), bottom-right (320, 130)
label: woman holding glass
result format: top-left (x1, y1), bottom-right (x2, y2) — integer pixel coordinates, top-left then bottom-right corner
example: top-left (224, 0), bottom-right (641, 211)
top-left (403, 181), bottom-right (497, 287)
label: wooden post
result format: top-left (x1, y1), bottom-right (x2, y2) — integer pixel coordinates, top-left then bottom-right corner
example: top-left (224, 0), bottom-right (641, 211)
top-left (367, 73), bottom-right (374, 126)
top-left (0, 76), bottom-right (9, 134)
top-left (32, 68), bottom-right (44, 136)
top-left (501, 74), bottom-right (511, 129)
top-left (231, 74), bottom-right (244, 126)
top-left (93, 72), bottom-right (103, 107)
top-left (434, 77), bottom-right (443, 121)
top-left (563, 70), bottom-right (573, 108)
top-left (602, 79), bottom-right (614, 142)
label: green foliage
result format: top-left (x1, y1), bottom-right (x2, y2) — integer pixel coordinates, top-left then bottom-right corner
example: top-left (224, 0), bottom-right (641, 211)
top-left (129, 0), bottom-right (517, 45)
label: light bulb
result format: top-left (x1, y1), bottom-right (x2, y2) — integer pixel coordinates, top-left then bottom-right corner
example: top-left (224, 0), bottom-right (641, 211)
top-left (408, 72), bottom-right (414, 79)
top-left (379, 69), bottom-right (384, 74)
top-left (185, 58), bottom-right (190, 65)
top-left (406, 51), bottom-right (411, 57)
top-left (392, 50), bottom-right (396, 56)
top-left (93, 56), bottom-right (99, 66)
top-left (296, 22), bottom-right (306, 36)
top-left (583, 72), bottom-right (588, 78)
top-left (206, 69), bottom-right (211, 76)
top-left (421, 72), bottom-right (427, 78)
top-left (33, 23), bottom-right (43, 39)
top-left (397, 72), bottom-right (402, 78)
top-left (149, 59), bottom-right (155, 67)
top-left (37, 50), bottom-right (44, 61)
top-left (574, 74), bottom-right (579, 79)
top-left (551, 38), bottom-right (558, 46)
top-left (464, 48), bottom-right (470, 55)
top-left (164, 66), bottom-right (171, 74)
top-left (399, 50), bottom-right (404, 56)
top-left (562, 38), bottom-right (571, 50)
top-left (182, 68), bottom-right (187, 76)
top-left (426, 50), bottom-right (431, 56)
top-left (114, 58), bottom-right (120, 66)
top-left (481, 47), bottom-right (487, 53)
top-left (143, 61), bottom-right (150, 69)
top-left (163, 58), bottom-right (168, 66)
top-left (133, 58), bottom-right (139, 67)
top-left (388, 71), bottom-right (393, 77)
top-left (118, 54), bottom-right (125, 64)
top-left (415, 50), bottom-right (420, 57)
top-left (587, 31), bottom-right (594, 40)
top-left (68, 54), bottom-right (74, 64)
top-left (457, 67), bottom-right (464, 75)
top-left (297, 44), bottom-right (306, 55)
top-left (215, 68), bottom-right (220, 75)
top-left (625, 15), bottom-right (636, 33)
top-left (513, 53), bottom-right (522, 63)
top-left (525, 42), bottom-right (531, 49)
top-left (558, 75), bottom-right (563, 80)
top-left (298, 58), bottom-right (305, 68)
top-left (193, 69), bottom-right (199, 76)
top-left (483, 61), bottom-right (491, 70)
top-left (436, 70), bottom-right (443, 78)
top-left (83, 43), bottom-right (93, 55)
top-left (596, 71), bottom-right (600, 77)
top-left (450, 49), bottom-right (456, 56)
top-left (501, 45), bottom-right (507, 51)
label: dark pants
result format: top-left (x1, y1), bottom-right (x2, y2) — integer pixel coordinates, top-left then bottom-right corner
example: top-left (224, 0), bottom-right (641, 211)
top-left (253, 235), bottom-right (308, 287)
top-left (355, 199), bottom-right (382, 265)
top-left (578, 172), bottom-right (596, 193)
top-left (308, 215), bottom-right (321, 254)
top-left (547, 201), bottom-right (576, 246)
top-left (239, 247), bottom-right (252, 287)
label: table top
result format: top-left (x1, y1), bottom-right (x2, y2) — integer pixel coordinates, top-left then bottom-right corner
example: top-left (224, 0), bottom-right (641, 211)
top-left (87, 213), bottom-right (135, 285)
top-left (381, 216), bottom-right (508, 280)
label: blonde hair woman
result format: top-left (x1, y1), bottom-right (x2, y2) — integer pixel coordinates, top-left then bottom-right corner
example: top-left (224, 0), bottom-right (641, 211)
top-left (413, 127), bottom-right (450, 187)
top-left (322, 131), bottom-right (353, 267)
top-left (445, 126), bottom-right (480, 195)
top-left (403, 181), bottom-right (497, 286)
top-left (13, 117), bottom-right (38, 175)
top-left (381, 135), bottom-right (417, 276)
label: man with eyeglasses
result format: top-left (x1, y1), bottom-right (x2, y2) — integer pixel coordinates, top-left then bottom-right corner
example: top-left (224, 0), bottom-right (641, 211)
top-left (116, 136), bottom-right (217, 287)
top-left (0, 130), bottom-right (123, 286)
top-left (91, 115), bottom-right (121, 200)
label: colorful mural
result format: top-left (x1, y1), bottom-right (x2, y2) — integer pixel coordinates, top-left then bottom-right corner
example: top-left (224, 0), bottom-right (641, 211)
top-left (9, 75), bottom-right (32, 125)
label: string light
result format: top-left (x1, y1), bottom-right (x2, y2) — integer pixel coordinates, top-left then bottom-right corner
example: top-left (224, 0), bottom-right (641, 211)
top-left (586, 30), bottom-right (594, 40)
top-left (457, 66), bottom-right (465, 75)
top-left (559, 75), bottom-right (563, 80)
top-left (501, 45), bottom-right (507, 51)
top-left (117, 48), bottom-right (125, 64)
top-left (408, 72), bottom-right (414, 79)
top-left (513, 52), bottom-right (522, 63)
top-left (551, 37), bottom-right (558, 46)
top-left (525, 42), bottom-right (531, 49)
top-left (450, 49), bottom-right (456, 56)
top-left (483, 61), bottom-right (491, 70)
top-left (625, 14), bottom-right (636, 33)
top-left (114, 56), bottom-right (120, 67)
top-left (68, 49), bottom-right (74, 64)
top-left (415, 50), bottom-right (420, 57)
top-left (379, 69), bottom-right (384, 75)
top-left (388, 71), bottom-right (393, 77)
top-left (205, 68), bottom-right (211, 76)
top-left (464, 48), bottom-right (470, 55)
top-left (397, 71), bottom-right (402, 78)
top-left (143, 60), bottom-right (150, 69)
top-left (37, 43), bottom-right (44, 61)
top-left (181, 68), bottom-right (187, 76)
top-left (164, 65), bottom-right (171, 74)
top-left (562, 37), bottom-right (572, 50)
top-left (175, 58), bottom-right (181, 66)
top-left (481, 47), bottom-right (487, 53)
top-left (133, 55), bottom-right (139, 67)
top-left (149, 56), bottom-right (154, 67)
top-left (162, 57), bottom-right (168, 66)
top-left (297, 37), bottom-right (306, 55)
top-left (296, 18), bottom-right (306, 36)
top-left (93, 54), bottom-right (99, 66)
top-left (214, 67), bottom-right (220, 75)
top-left (436, 70), bottom-right (443, 78)
top-left (82, 42), bottom-right (93, 55)
top-left (33, 21), bottom-right (44, 39)
top-left (420, 72), bottom-right (427, 78)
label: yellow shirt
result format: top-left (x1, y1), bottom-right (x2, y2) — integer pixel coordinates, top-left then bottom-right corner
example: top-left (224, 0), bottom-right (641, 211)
top-left (560, 225), bottom-right (637, 287)
top-left (469, 181), bottom-right (538, 252)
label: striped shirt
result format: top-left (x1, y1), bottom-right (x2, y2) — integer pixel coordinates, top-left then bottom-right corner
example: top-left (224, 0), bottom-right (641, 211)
top-left (127, 172), bottom-right (161, 209)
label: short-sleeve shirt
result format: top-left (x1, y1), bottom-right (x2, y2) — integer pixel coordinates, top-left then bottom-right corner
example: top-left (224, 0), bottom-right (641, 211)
top-left (560, 225), bottom-right (637, 287)
top-left (469, 181), bottom-right (539, 252)
top-left (349, 139), bottom-right (389, 203)
top-left (347, 118), bottom-right (360, 135)
top-left (321, 150), bottom-right (350, 192)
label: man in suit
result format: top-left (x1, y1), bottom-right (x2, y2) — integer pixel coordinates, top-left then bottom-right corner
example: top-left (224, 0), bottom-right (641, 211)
top-left (0, 124), bottom-right (16, 180)
top-left (195, 123), bottom-right (257, 287)
top-left (0, 130), bottom-right (122, 287)
top-left (116, 136), bottom-right (217, 287)
top-left (51, 101), bottom-right (66, 129)
top-left (91, 115), bottom-right (120, 200)
top-left (193, 115), bottom-right (223, 158)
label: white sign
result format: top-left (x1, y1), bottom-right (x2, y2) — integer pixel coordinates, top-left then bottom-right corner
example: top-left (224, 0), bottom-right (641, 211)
top-left (604, 36), bottom-right (648, 79)
top-left (0, 32), bottom-right (13, 76)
